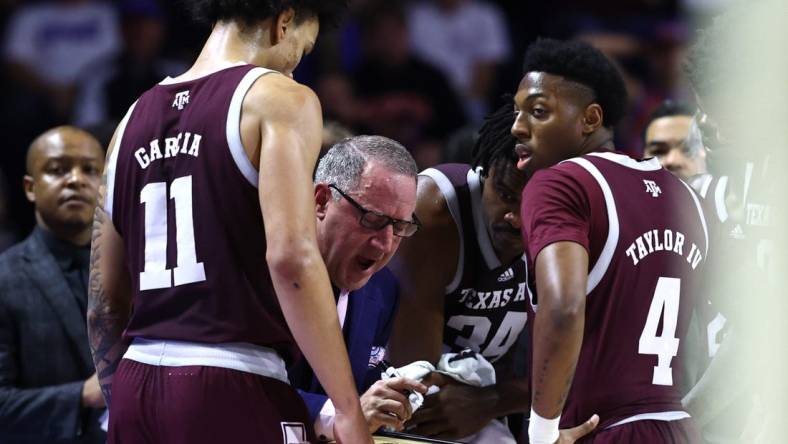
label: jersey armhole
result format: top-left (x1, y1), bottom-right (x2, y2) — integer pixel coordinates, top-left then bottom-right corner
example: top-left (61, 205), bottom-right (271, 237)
top-left (105, 100), bottom-right (138, 221)
top-left (226, 67), bottom-right (277, 188)
top-left (563, 158), bottom-right (619, 295)
top-left (419, 168), bottom-right (465, 293)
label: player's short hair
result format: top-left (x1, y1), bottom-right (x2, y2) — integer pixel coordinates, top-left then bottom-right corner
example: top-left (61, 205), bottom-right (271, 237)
top-left (471, 99), bottom-right (520, 179)
top-left (315, 135), bottom-right (417, 199)
top-left (647, 100), bottom-right (694, 123)
top-left (522, 38), bottom-right (628, 128)
top-left (643, 100), bottom-right (695, 143)
top-left (185, 0), bottom-right (349, 28)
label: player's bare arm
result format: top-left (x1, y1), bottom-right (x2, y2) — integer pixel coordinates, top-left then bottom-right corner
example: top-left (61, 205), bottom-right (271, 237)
top-left (388, 175), bottom-right (458, 366)
top-left (246, 74), bottom-right (370, 443)
top-left (87, 131), bottom-right (133, 406)
top-left (532, 241), bottom-right (596, 443)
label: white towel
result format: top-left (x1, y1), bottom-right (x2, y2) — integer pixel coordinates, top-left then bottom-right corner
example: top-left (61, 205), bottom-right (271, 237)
top-left (436, 349), bottom-right (496, 387)
top-left (388, 350), bottom-right (515, 444)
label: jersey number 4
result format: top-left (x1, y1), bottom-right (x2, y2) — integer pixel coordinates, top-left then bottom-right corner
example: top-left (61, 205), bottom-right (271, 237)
top-left (139, 176), bottom-right (206, 290)
top-left (638, 277), bottom-right (681, 386)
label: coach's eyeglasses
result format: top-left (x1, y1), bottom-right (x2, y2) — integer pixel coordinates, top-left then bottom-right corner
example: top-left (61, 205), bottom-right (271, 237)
top-left (329, 184), bottom-right (421, 237)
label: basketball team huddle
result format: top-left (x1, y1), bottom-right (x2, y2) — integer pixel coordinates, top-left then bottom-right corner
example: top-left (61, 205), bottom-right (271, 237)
top-left (84, 2), bottom-right (755, 444)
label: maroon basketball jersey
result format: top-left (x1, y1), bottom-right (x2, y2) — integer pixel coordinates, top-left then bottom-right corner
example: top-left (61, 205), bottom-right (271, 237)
top-left (105, 64), bottom-right (299, 364)
top-left (521, 151), bottom-right (708, 430)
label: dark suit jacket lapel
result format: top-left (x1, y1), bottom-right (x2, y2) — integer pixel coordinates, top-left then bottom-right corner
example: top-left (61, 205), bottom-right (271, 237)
top-left (346, 286), bottom-right (382, 393)
top-left (22, 234), bottom-right (93, 367)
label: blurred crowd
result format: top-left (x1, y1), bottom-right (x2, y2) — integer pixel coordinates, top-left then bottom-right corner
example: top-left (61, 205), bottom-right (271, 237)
top-left (0, 0), bottom-right (730, 246)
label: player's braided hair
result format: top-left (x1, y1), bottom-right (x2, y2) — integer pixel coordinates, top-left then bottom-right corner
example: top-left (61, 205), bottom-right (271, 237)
top-left (471, 99), bottom-right (519, 177)
top-left (185, 0), bottom-right (349, 29)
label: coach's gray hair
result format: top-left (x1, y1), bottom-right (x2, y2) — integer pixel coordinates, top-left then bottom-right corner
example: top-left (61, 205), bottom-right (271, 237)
top-left (314, 135), bottom-right (417, 199)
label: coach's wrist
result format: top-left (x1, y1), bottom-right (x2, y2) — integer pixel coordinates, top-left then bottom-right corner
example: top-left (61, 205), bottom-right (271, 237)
top-left (315, 400), bottom-right (336, 442)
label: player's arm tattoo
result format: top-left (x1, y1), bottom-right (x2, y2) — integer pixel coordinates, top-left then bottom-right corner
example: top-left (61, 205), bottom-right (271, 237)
top-left (87, 174), bottom-right (130, 406)
top-left (532, 331), bottom-right (580, 415)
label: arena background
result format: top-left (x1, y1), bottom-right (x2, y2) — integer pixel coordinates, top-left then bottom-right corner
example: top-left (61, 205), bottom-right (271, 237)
top-left (0, 0), bottom-right (785, 441)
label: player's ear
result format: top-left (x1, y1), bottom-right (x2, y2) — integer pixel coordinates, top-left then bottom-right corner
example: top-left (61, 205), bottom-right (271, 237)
top-left (272, 7), bottom-right (296, 45)
top-left (23, 175), bottom-right (35, 203)
top-left (315, 183), bottom-right (331, 219)
top-left (582, 103), bottom-right (604, 135)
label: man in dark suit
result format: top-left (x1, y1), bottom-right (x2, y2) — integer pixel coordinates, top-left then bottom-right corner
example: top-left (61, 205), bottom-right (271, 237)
top-left (0, 126), bottom-right (106, 443)
top-left (289, 136), bottom-right (427, 442)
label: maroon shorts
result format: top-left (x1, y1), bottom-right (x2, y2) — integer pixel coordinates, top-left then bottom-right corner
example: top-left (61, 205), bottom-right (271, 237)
top-left (108, 358), bottom-right (317, 444)
top-left (583, 418), bottom-right (701, 444)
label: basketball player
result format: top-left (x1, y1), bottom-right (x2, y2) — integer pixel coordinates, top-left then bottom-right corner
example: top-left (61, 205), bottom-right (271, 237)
top-left (387, 103), bottom-right (534, 441)
top-left (86, 2), bottom-right (371, 443)
top-left (642, 100), bottom-right (707, 183)
top-left (512, 39), bottom-right (708, 443)
top-left (679, 8), bottom-right (780, 440)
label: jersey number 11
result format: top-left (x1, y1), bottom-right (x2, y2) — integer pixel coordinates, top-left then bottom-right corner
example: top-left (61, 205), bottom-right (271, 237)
top-left (139, 175), bottom-right (206, 290)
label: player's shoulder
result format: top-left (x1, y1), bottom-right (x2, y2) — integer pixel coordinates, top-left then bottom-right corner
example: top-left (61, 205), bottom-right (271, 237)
top-left (246, 73), bottom-right (318, 109)
top-left (527, 159), bottom-right (587, 190)
top-left (415, 164), bottom-right (467, 230)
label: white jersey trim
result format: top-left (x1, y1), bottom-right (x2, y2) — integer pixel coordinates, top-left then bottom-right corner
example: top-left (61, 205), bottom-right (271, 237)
top-left (468, 168), bottom-right (502, 270)
top-left (105, 101), bottom-right (137, 219)
top-left (565, 158), bottom-right (619, 294)
top-left (226, 67), bottom-right (277, 187)
top-left (123, 337), bottom-right (288, 383)
top-left (158, 61), bottom-right (248, 85)
top-left (420, 168), bottom-right (465, 294)
top-left (606, 410), bottom-right (691, 429)
top-left (696, 173), bottom-right (713, 199)
top-left (587, 151), bottom-right (662, 171)
top-left (523, 253), bottom-right (537, 311)
top-left (715, 176), bottom-right (729, 223)
top-left (678, 179), bottom-right (709, 258)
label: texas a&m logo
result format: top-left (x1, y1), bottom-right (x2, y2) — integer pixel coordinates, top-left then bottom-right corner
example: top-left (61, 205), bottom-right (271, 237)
top-left (172, 90), bottom-right (190, 110)
top-left (643, 180), bottom-right (662, 197)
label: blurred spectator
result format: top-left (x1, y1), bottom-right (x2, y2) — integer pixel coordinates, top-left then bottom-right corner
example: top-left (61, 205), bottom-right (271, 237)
top-left (407, 0), bottom-right (510, 123)
top-left (321, 120), bottom-right (354, 156)
top-left (351, 3), bottom-right (465, 168)
top-left (3, 0), bottom-right (120, 122)
top-left (101, 0), bottom-right (184, 125)
top-left (0, 169), bottom-right (18, 253)
top-left (0, 126), bottom-right (106, 444)
top-left (317, 72), bottom-right (360, 130)
top-left (643, 99), bottom-right (707, 181)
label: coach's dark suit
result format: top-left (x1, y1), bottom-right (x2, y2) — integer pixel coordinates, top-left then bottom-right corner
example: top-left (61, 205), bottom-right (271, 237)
top-left (289, 268), bottom-right (400, 439)
top-left (0, 231), bottom-right (105, 443)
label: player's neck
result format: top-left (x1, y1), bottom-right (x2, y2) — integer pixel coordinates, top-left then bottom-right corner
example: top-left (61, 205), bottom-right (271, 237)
top-left (189, 21), bottom-right (276, 76)
top-left (578, 129), bottom-right (615, 156)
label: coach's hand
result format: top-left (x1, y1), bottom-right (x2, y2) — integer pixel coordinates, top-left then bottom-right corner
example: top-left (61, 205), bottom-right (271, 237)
top-left (554, 414), bottom-right (599, 444)
top-left (406, 381), bottom-right (492, 439)
top-left (361, 377), bottom-right (427, 432)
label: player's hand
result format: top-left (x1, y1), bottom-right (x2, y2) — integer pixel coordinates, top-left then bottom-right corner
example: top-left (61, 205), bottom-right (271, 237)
top-left (360, 377), bottom-right (428, 432)
top-left (553, 414), bottom-right (599, 444)
top-left (81, 373), bottom-right (105, 408)
top-left (333, 407), bottom-right (374, 444)
top-left (406, 381), bottom-right (493, 439)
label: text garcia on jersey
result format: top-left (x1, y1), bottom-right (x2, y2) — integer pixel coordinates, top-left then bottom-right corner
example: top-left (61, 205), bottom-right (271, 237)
top-left (134, 131), bottom-right (203, 169)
